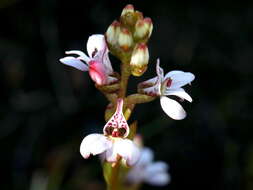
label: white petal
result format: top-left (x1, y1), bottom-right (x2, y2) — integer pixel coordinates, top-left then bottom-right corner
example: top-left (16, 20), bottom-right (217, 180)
top-left (137, 148), bottom-right (154, 166)
top-left (138, 76), bottom-right (158, 88)
top-left (107, 76), bottom-right (118, 84)
top-left (155, 58), bottom-right (164, 79)
top-left (87, 34), bottom-right (106, 58)
top-left (164, 88), bottom-right (192, 102)
top-left (105, 143), bottom-right (119, 163)
top-left (59, 56), bottom-right (89, 71)
top-left (145, 172), bottom-right (170, 186)
top-left (103, 53), bottom-right (113, 75)
top-left (65, 50), bottom-right (90, 63)
top-left (160, 96), bottom-right (186, 120)
top-left (126, 166), bottom-right (145, 184)
top-left (114, 139), bottom-right (140, 166)
top-left (80, 134), bottom-right (112, 159)
top-left (145, 162), bottom-right (169, 174)
top-left (140, 83), bottom-right (160, 96)
top-left (164, 71), bottom-right (195, 89)
top-left (144, 162), bottom-right (170, 186)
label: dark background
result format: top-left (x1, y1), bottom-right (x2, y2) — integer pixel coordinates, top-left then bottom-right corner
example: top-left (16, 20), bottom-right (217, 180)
top-left (1, 0), bottom-right (253, 189)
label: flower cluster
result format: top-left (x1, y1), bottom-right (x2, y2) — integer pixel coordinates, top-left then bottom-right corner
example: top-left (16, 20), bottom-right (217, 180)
top-left (106, 4), bottom-right (152, 77)
top-left (59, 4), bottom-right (195, 190)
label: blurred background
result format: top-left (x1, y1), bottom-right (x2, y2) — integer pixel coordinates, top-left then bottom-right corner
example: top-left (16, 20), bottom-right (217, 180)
top-left (1, 0), bottom-right (253, 189)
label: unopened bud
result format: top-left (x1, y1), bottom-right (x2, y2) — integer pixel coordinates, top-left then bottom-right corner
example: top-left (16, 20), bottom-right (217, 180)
top-left (121, 4), bottom-right (134, 16)
top-left (134, 17), bottom-right (153, 41)
top-left (120, 4), bottom-right (136, 26)
top-left (118, 28), bottom-right (133, 51)
top-left (135, 11), bottom-right (144, 20)
top-left (130, 43), bottom-right (149, 76)
top-left (105, 20), bottom-right (120, 46)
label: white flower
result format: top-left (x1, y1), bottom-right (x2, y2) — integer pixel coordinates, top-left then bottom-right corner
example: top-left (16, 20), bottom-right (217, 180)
top-left (80, 99), bottom-right (140, 166)
top-left (59, 34), bottom-right (117, 85)
top-left (126, 147), bottom-right (170, 186)
top-left (138, 59), bottom-right (195, 120)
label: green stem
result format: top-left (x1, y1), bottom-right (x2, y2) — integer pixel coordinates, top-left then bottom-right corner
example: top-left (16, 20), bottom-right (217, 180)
top-left (118, 61), bottom-right (131, 98)
top-left (107, 160), bottom-right (121, 190)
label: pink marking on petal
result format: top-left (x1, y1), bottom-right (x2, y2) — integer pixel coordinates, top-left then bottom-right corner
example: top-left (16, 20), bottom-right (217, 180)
top-left (166, 78), bottom-right (172, 88)
top-left (88, 60), bottom-right (107, 85)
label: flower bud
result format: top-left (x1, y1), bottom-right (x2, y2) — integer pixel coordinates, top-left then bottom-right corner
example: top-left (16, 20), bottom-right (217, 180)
top-left (105, 20), bottom-right (120, 46)
top-left (121, 4), bottom-right (134, 17)
top-left (120, 4), bottom-right (136, 27)
top-left (135, 11), bottom-right (144, 20)
top-left (118, 27), bottom-right (133, 51)
top-left (130, 43), bottom-right (149, 76)
top-left (134, 17), bottom-right (153, 41)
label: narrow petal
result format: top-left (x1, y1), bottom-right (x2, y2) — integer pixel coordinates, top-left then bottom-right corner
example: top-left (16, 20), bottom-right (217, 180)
top-left (160, 96), bottom-right (186, 120)
top-left (65, 50), bottom-right (90, 63)
top-left (139, 83), bottom-right (160, 96)
top-left (138, 76), bottom-right (158, 89)
top-left (164, 71), bottom-right (195, 89)
top-left (144, 161), bottom-right (170, 186)
top-left (114, 139), bottom-right (140, 166)
top-left (87, 34), bottom-right (106, 58)
top-left (145, 162), bottom-right (169, 174)
top-left (155, 58), bottom-right (164, 80)
top-left (59, 56), bottom-right (89, 71)
top-left (106, 76), bottom-right (118, 84)
top-left (163, 88), bottom-right (192, 102)
top-left (80, 134), bottom-right (112, 159)
top-left (145, 172), bottom-right (170, 186)
top-left (138, 148), bottom-right (154, 166)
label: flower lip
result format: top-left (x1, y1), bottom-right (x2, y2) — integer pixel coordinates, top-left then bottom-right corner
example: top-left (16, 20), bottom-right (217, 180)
top-left (103, 98), bottom-right (129, 138)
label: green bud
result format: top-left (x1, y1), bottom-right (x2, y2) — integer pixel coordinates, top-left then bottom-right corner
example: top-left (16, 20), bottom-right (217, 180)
top-left (120, 4), bottom-right (136, 27)
top-left (118, 27), bottom-right (133, 51)
top-left (130, 43), bottom-right (149, 76)
top-left (134, 17), bottom-right (153, 41)
top-left (105, 20), bottom-right (120, 46)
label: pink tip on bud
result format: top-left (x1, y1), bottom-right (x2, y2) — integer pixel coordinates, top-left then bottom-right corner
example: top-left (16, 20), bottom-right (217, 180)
top-left (121, 4), bottom-right (134, 16)
top-left (135, 11), bottom-right (144, 20)
top-left (134, 17), bottom-right (153, 40)
top-left (88, 60), bottom-right (107, 85)
top-left (130, 43), bottom-right (149, 76)
top-left (106, 20), bottom-right (121, 46)
top-left (118, 27), bottom-right (133, 51)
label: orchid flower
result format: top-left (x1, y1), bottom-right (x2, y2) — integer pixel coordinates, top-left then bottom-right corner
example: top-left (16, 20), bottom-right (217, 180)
top-left (126, 147), bottom-right (170, 186)
top-left (60, 34), bottom-right (117, 85)
top-left (80, 99), bottom-right (140, 166)
top-left (138, 59), bottom-right (195, 120)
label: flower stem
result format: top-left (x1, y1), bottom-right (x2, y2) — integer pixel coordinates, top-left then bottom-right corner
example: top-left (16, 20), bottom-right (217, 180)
top-left (118, 61), bottom-right (131, 98)
top-left (107, 160), bottom-right (121, 190)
